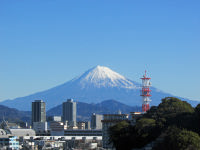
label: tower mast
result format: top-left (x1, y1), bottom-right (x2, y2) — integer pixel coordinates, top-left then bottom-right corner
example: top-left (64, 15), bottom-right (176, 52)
top-left (140, 70), bottom-right (151, 112)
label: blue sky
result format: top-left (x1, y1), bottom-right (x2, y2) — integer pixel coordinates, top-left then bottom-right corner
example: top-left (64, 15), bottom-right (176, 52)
top-left (0, 0), bottom-right (200, 101)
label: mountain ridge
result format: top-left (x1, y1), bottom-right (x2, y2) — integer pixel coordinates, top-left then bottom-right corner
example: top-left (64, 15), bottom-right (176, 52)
top-left (47, 99), bottom-right (141, 121)
top-left (0, 100), bottom-right (141, 123)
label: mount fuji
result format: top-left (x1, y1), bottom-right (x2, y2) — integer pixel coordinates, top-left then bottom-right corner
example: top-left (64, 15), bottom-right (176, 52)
top-left (1, 65), bottom-right (199, 111)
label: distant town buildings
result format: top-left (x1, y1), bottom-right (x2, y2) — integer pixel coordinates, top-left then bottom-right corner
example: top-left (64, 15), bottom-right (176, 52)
top-left (0, 119), bottom-right (35, 149)
top-left (62, 99), bottom-right (77, 127)
top-left (0, 70), bottom-right (152, 149)
top-left (32, 100), bottom-right (46, 124)
top-left (0, 97), bottom-right (144, 150)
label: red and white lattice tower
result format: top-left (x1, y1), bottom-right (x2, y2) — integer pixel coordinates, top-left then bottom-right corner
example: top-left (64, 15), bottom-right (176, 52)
top-left (140, 70), bottom-right (152, 112)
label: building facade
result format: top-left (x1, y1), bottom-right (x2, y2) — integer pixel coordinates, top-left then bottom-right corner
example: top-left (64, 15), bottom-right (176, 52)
top-left (91, 113), bottom-right (103, 130)
top-left (62, 99), bottom-right (76, 127)
top-left (0, 136), bottom-right (19, 149)
top-left (50, 121), bottom-right (67, 136)
top-left (85, 121), bottom-right (91, 130)
top-left (32, 100), bottom-right (46, 124)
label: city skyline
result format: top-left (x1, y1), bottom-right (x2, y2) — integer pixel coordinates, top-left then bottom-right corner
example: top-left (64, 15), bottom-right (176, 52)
top-left (0, 0), bottom-right (200, 102)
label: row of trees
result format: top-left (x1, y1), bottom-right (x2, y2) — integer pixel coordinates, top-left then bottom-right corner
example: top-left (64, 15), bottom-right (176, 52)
top-left (109, 97), bottom-right (200, 150)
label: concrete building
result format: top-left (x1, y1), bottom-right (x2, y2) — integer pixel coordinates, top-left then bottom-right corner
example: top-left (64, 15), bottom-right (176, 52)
top-left (91, 113), bottom-right (103, 130)
top-left (64, 129), bottom-right (102, 137)
top-left (0, 119), bottom-right (36, 140)
top-left (47, 116), bottom-right (62, 122)
top-left (0, 136), bottom-right (19, 149)
top-left (33, 122), bottom-right (50, 136)
top-left (50, 121), bottom-right (67, 136)
top-left (32, 100), bottom-right (46, 124)
top-left (10, 129), bottom-right (35, 137)
top-left (77, 122), bottom-right (86, 130)
top-left (102, 114), bottom-right (129, 149)
top-left (62, 99), bottom-right (76, 127)
top-left (20, 136), bottom-right (103, 150)
top-left (85, 121), bottom-right (91, 130)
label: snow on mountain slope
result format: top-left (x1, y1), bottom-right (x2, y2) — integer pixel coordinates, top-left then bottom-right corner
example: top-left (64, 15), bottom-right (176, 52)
top-left (72, 65), bottom-right (137, 89)
top-left (0, 65), bottom-right (198, 111)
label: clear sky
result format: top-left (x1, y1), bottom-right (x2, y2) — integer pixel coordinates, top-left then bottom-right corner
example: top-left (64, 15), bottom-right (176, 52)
top-left (0, 0), bottom-right (200, 102)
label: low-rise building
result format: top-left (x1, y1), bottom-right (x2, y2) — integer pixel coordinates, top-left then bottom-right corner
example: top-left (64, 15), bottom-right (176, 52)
top-left (50, 121), bottom-right (67, 136)
top-left (48, 116), bottom-right (62, 122)
top-left (64, 129), bottom-right (102, 137)
top-left (33, 122), bottom-right (48, 134)
top-left (0, 119), bottom-right (36, 137)
top-left (0, 136), bottom-right (19, 149)
top-left (77, 121), bottom-right (86, 130)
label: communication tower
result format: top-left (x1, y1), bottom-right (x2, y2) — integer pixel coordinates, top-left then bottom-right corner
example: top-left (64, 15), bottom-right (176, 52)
top-left (141, 70), bottom-right (151, 112)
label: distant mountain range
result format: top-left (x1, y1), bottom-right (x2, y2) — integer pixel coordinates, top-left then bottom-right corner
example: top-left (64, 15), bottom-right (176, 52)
top-left (47, 99), bottom-right (141, 121)
top-left (1, 65), bottom-right (199, 111)
top-left (0, 105), bottom-right (30, 123)
top-left (0, 100), bottom-right (141, 123)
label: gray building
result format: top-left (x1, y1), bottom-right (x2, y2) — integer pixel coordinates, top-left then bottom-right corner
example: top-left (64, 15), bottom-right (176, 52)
top-left (62, 99), bottom-right (76, 127)
top-left (85, 121), bottom-right (91, 130)
top-left (32, 100), bottom-right (46, 125)
top-left (91, 113), bottom-right (103, 130)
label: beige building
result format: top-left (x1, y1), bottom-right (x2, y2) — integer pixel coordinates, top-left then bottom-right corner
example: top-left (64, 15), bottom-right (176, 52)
top-left (50, 121), bottom-right (67, 136)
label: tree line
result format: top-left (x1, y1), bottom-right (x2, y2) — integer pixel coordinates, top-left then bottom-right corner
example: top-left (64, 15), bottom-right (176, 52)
top-left (109, 97), bottom-right (200, 150)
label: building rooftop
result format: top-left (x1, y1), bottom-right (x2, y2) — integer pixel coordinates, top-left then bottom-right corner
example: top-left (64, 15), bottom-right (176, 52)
top-left (10, 129), bottom-right (36, 136)
top-left (103, 114), bottom-right (129, 116)
top-left (34, 100), bottom-right (43, 102)
top-left (67, 99), bottom-right (73, 102)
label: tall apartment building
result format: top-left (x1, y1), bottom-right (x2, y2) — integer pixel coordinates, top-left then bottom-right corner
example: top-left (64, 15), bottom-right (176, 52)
top-left (102, 113), bottom-right (129, 149)
top-left (32, 100), bottom-right (46, 125)
top-left (91, 113), bottom-right (103, 130)
top-left (62, 99), bottom-right (76, 127)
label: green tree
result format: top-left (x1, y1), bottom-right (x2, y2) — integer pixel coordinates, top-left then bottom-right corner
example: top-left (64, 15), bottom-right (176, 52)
top-left (195, 104), bottom-right (200, 114)
top-left (109, 121), bottom-right (132, 150)
top-left (108, 97), bottom-right (200, 150)
top-left (157, 97), bottom-right (194, 117)
top-left (154, 126), bottom-right (200, 150)
top-left (135, 118), bottom-right (156, 134)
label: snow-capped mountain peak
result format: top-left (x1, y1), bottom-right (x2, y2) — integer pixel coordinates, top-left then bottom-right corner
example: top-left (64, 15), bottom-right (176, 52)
top-left (75, 65), bottom-right (137, 89)
top-left (1, 65), bottom-right (197, 111)
top-left (84, 65), bottom-right (126, 80)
